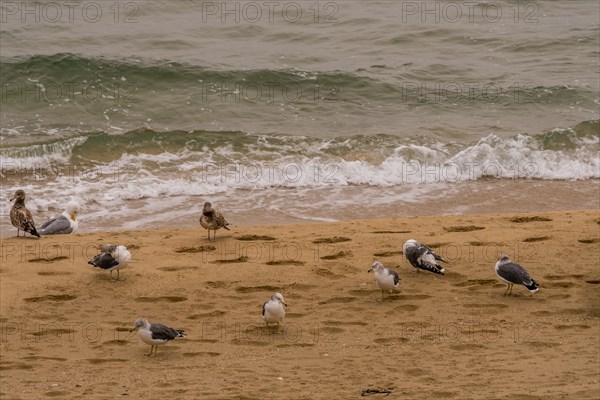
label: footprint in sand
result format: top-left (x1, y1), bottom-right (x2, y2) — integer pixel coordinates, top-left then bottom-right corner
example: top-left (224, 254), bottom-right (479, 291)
top-left (31, 328), bottom-right (73, 337)
top-left (157, 266), bottom-right (196, 272)
top-left (314, 268), bottom-right (341, 278)
top-left (174, 245), bottom-right (216, 253)
top-left (265, 260), bottom-right (305, 266)
top-left (27, 256), bottom-right (69, 263)
top-left (554, 324), bottom-right (591, 330)
top-left (37, 271), bottom-right (73, 277)
top-left (187, 310), bottom-right (226, 319)
top-left (393, 304), bottom-right (420, 312)
top-left (395, 294), bottom-right (432, 301)
top-left (318, 297), bottom-right (357, 305)
top-left (374, 337), bottom-right (409, 345)
top-left (320, 251), bottom-right (352, 260)
top-left (523, 236), bottom-right (552, 242)
top-left (235, 235), bottom-right (276, 241)
top-left (102, 340), bottom-right (128, 346)
top-left (86, 359), bottom-right (128, 364)
top-left (24, 294), bottom-right (77, 302)
top-left (134, 296), bottom-right (187, 303)
top-left (235, 285), bottom-right (279, 293)
top-left (462, 303), bottom-right (509, 309)
top-left (443, 225), bottom-right (485, 232)
top-left (452, 279), bottom-right (497, 287)
top-left (312, 236), bottom-right (351, 244)
top-left (182, 352), bottom-right (221, 357)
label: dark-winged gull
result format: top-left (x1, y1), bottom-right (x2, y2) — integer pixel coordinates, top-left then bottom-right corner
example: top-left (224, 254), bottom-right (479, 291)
top-left (199, 201), bottom-right (230, 241)
top-left (262, 292), bottom-right (287, 327)
top-left (88, 245), bottom-right (132, 280)
top-left (403, 239), bottom-right (447, 275)
top-left (9, 189), bottom-right (40, 238)
top-left (39, 201), bottom-right (80, 235)
top-left (495, 254), bottom-right (539, 295)
top-left (130, 318), bottom-right (185, 356)
top-left (368, 261), bottom-right (400, 300)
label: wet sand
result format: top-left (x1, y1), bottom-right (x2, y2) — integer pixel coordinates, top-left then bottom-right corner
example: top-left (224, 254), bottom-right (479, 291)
top-left (0, 210), bottom-right (599, 399)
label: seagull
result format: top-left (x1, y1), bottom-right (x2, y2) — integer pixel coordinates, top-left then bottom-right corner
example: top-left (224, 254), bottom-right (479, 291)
top-left (262, 293), bottom-right (287, 327)
top-left (495, 254), bottom-right (539, 295)
top-left (130, 318), bottom-right (185, 356)
top-left (368, 261), bottom-right (400, 300)
top-left (403, 239), bottom-right (447, 275)
top-left (9, 189), bottom-right (40, 238)
top-left (88, 245), bottom-right (132, 280)
top-left (199, 201), bottom-right (230, 241)
top-left (39, 201), bottom-right (80, 235)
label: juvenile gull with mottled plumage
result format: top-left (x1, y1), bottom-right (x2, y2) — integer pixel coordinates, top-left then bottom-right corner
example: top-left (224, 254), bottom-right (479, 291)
top-left (9, 189), bottom-right (40, 238)
top-left (403, 239), bottom-right (447, 275)
top-left (199, 201), bottom-right (230, 241)
top-left (130, 318), bottom-right (185, 356)
top-left (368, 261), bottom-right (400, 300)
top-left (495, 254), bottom-right (539, 295)
top-left (39, 201), bottom-right (80, 235)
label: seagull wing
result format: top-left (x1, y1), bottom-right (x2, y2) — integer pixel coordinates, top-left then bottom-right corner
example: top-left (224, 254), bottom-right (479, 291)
top-left (40, 215), bottom-right (72, 235)
top-left (150, 323), bottom-right (184, 341)
top-left (88, 253), bottom-right (119, 270)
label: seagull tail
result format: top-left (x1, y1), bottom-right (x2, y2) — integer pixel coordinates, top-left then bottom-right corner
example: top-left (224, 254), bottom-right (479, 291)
top-left (26, 225), bottom-right (41, 238)
top-left (418, 262), bottom-right (445, 275)
top-left (525, 279), bottom-right (540, 293)
top-left (176, 329), bottom-right (186, 337)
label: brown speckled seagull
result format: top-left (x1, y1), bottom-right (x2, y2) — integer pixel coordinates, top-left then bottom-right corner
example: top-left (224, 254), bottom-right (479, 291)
top-left (199, 202), bottom-right (230, 241)
top-left (9, 189), bottom-right (40, 238)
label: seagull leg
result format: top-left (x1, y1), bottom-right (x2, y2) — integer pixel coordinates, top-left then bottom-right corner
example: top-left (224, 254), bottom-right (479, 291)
top-left (508, 284), bottom-right (513, 296)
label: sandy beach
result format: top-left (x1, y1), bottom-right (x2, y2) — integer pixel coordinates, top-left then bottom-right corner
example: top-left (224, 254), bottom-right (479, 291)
top-left (0, 210), bottom-right (599, 399)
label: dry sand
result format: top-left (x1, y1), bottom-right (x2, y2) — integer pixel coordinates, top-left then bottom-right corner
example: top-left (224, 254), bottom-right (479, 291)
top-left (0, 210), bottom-right (599, 399)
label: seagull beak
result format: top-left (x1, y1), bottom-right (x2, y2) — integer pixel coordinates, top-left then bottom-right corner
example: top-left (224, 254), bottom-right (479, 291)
top-left (368, 268), bottom-right (373, 273)
top-left (282, 301), bottom-right (288, 308)
top-left (129, 327), bottom-right (136, 333)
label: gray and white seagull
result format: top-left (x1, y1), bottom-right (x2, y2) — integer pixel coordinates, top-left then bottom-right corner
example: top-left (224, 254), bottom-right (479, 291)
top-left (403, 239), bottom-right (447, 275)
top-left (39, 201), bottom-right (80, 235)
top-left (262, 292), bottom-right (287, 327)
top-left (130, 318), bottom-right (185, 356)
top-left (88, 244), bottom-right (132, 280)
top-left (368, 261), bottom-right (400, 300)
top-left (495, 254), bottom-right (539, 295)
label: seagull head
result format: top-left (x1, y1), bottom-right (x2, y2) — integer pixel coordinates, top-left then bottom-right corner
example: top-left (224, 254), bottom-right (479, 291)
top-left (9, 189), bottom-right (26, 202)
top-left (203, 201), bottom-right (212, 210)
top-left (65, 201), bottom-right (80, 221)
top-left (368, 261), bottom-right (384, 273)
top-left (272, 292), bottom-right (287, 307)
top-left (497, 254), bottom-right (511, 263)
top-left (113, 245), bottom-right (132, 264)
top-left (403, 239), bottom-right (418, 254)
top-left (130, 318), bottom-right (149, 332)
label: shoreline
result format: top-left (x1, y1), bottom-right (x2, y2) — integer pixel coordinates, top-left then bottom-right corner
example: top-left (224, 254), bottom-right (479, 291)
top-left (2, 178), bottom-right (598, 238)
top-left (1, 209), bottom-right (599, 399)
